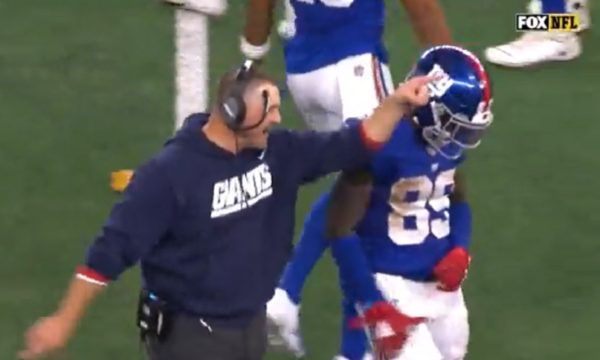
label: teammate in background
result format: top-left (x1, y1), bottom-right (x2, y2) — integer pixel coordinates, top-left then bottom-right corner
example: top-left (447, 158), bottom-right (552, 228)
top-left (325, 45), bottom-right (494, 359)
top-left (242, 0), bottom-right (453, 357)
top-left (243, 0), bottom-right (452, 131)
top-left (484, 0), bottom-right (591, 67)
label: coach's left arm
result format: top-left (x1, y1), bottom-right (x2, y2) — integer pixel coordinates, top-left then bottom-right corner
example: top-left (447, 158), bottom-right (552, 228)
top-left (401, 0), bottom-right (453, 46)
top-left (284, 75), bottom-right (434, 184)
top-left (281, 122), bottom-right (375, 186)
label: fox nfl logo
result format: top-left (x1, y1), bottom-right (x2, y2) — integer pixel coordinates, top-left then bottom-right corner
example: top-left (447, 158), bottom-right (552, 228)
top-left (516, 13), bottom-right (580, 32)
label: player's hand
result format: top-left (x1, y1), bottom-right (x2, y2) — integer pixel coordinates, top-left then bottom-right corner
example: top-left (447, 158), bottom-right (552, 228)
top-left (433, 246), bottom-right (471, 292)
top-left (277, 20), bottom-right (296, 40)
top-left (391, 75), bottom-right (435, 113)
top-left (19, 314), bottom-right (75, 359)
top-left (350, 301), bottom-right (424, 358)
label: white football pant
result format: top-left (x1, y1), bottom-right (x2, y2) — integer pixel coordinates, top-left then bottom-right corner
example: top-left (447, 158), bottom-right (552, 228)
top-left (286, 53), bottom-right (394, 132)
top-left (374, 273), bottom-right (470, 360)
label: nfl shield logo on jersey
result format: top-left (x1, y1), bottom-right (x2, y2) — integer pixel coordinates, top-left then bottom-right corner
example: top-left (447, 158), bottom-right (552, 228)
top-left (354, 65), bottom-right (364, 77)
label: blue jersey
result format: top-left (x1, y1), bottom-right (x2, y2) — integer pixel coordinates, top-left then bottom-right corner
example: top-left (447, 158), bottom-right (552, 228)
top-left (356, 120), bottom-right (464, 281)
top-left (285, 0), bottom-right (387, 74)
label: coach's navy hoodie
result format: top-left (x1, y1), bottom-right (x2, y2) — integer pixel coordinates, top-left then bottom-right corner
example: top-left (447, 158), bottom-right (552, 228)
top-left (79, 113), bottom-right (374, 326)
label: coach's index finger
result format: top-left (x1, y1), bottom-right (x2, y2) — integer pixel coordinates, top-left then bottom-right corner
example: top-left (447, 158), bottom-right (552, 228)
top-left (405, 75), bottom-right (439, 88)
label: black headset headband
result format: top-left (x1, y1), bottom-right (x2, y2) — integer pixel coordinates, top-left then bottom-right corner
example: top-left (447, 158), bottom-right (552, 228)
top-left (220, 60), bottom-right (270, 132)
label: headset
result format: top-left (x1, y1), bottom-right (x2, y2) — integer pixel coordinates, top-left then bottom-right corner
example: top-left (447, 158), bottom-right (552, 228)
top-left (219, 59), bottom-right (270, 132)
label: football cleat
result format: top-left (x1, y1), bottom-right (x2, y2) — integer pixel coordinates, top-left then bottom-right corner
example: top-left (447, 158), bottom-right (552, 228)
top-left (484, 32), bottom-right (581, 67)
top-left (485, 0), bottom-right (589, 67)
top-left (527, 0), bottom-right (590, 31)
top-left (266, 288), bottom-right (306, 358)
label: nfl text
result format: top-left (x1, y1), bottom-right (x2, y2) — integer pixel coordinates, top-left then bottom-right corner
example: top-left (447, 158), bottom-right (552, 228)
top-left (515, 13), bottom-right (580, 32)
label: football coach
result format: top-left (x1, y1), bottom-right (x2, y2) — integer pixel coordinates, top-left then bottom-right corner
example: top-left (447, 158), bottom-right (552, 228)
top-left (19, 60), bottom-right (433, 360)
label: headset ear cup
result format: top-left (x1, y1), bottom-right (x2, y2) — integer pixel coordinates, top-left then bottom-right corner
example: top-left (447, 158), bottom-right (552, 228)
top-left (234, 93), bottom-right (246, 127)
top-left (221, 94), bottom-right (246, 130)
top-left (220, 60), bottom-right (254, 131)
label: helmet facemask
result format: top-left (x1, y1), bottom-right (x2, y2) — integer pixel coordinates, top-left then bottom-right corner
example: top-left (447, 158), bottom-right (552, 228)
top-left (421, 100), bottom-right (493, 160)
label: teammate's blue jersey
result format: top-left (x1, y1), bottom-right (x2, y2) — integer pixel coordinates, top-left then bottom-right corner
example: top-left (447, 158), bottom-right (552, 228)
top-left (356, 119), bottom-right (464, 281)
top-left (285, 0), bottom-right (387, 74)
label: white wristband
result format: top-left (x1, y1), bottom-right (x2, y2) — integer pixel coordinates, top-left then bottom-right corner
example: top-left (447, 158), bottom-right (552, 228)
top-left (240, 36), bottom-right (271, 60)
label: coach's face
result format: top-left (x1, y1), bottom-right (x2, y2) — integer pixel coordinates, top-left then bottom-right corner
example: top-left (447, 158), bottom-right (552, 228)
top-left (240, 82), bottom-right (281, 149)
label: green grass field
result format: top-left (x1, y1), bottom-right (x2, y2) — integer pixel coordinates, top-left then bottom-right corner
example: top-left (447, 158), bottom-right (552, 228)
top-left (2, 0), bottom-right (599, 358)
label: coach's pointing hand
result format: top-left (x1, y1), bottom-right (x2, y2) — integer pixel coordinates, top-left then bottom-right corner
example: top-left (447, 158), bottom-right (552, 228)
top-left (392, 75), bottom-right (435, 111)
top-left (359, 75), bottom-right (435, 147)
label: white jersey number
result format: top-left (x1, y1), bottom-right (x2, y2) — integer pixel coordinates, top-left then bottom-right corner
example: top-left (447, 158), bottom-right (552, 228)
top-left (297, 0), bottom-right (355, 8)
top-left (388, 169), bottom-right (455, 246)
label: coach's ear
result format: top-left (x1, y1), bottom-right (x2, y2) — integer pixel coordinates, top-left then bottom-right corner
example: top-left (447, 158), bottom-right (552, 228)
top-left (325, 170), bottom-right (373, 239)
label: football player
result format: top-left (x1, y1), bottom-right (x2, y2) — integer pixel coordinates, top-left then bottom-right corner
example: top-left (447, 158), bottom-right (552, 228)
top-left (484, 0), bottom-right (591, 67)
top-left (243, 0), bottom-right (452, 131)
top-left (325, 45), bottom-right (494, 359)
top-left (241, 0), bottom-right (453, 356)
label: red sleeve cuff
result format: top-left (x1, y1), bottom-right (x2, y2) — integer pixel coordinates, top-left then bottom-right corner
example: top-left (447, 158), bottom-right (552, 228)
top-left (358, 122), bottom-right (385, 151)
top-left (75, 265), bottom-right (110, 286)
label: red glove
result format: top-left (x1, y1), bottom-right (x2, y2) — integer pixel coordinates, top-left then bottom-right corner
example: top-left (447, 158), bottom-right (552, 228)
top-left (349, 301), bottom-right (424, 358)
top-left (433, 247), bottom-right (471, 292)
